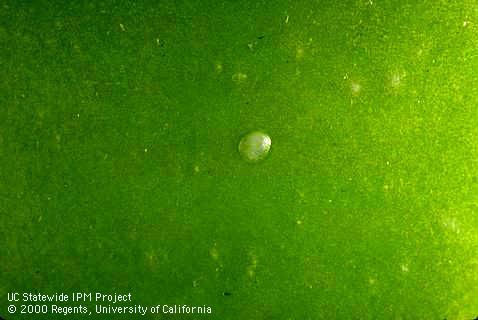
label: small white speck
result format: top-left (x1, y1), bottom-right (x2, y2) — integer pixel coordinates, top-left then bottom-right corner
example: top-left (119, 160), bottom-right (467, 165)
top-left (119, 23), bottom-right (125, 32)
top-left (401, 263), bottom-right (409, 272)
top-left (296, 219), bottom-right (303, 225)
top-left (156, 38), bottom-right (160, 45)
top-left (194, 165), bottom-right (200, 173)
top-left (76, 113), bottom-right (80, 118)
top-left (285, 15), bottom-right (289, 24)
top-left (144, 148), bottom-right (148, 153)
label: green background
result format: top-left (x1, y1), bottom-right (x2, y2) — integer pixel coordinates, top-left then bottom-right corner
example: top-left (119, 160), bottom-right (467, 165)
top-left (1, 0), bottom-right (477, 319)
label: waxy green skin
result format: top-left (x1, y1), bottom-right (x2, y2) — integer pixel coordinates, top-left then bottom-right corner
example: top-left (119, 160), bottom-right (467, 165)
top-left (1, 0), bottom-right (477, 319)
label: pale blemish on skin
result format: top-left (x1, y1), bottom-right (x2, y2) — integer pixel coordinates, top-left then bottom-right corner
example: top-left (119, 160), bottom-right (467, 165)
top-left (296, 47), bottom-right (304, 60)
top-left (391, 73), bottom-right (401, 87)
top-left (400, 263), bottom-right (409, 273)
top-left (232, 72), bottom-right (247, 83)
top-left (215, 62), bottom-right (223, 73)
top-left (209, 245), bottom-right (219, 261)
top-left (351, 81), bottom-right (361, 95)
top-left (296, 189), bottom-right (307, 205)
top-left (247, 251), bottom-right (258, 278)
top-left (209, 243), bottom-right (223, 272)
top-left (145, 249), bottom-right (157, 267)
top-left (442, 216), bottom-right (460, 234)
top-left (389, 70), bottom-right (406, 91)
top-left (344, 73), bottom-right (363, 96)
top-left (210, 244), bottom-right (224, 273)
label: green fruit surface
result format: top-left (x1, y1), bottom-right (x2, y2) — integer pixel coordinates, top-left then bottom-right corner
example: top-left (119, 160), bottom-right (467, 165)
top-left (1, 1), bottom-right (477, 319)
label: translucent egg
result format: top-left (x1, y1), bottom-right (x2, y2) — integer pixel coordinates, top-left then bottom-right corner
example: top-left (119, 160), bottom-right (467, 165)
top-left (238, 131), bottom-right (271, 162)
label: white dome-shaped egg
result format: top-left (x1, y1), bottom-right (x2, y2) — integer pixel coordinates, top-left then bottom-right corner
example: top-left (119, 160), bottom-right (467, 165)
top-left (238, 131), bottom-right (271, 162)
